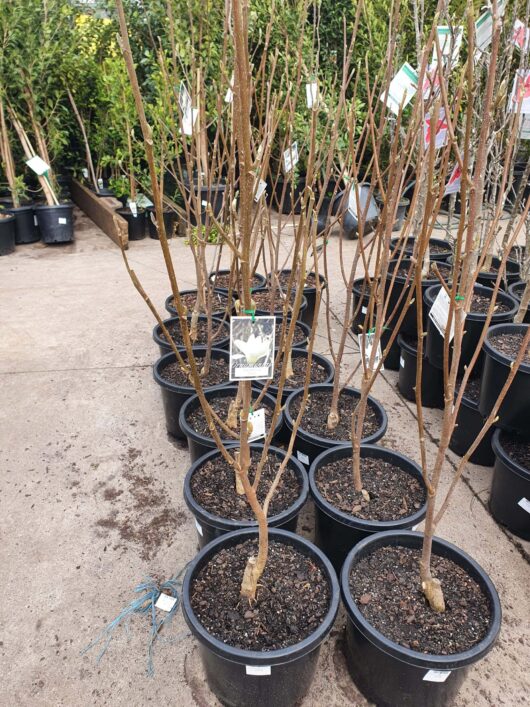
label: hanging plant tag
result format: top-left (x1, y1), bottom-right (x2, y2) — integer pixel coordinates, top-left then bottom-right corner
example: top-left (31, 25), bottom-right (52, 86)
top-left (508, 70), bottom-right (530, 114)
top-left (381, 63), bottom-right (418, 115)
top-left (283, 141), bottom-right (299, 173)
top-left (225, 73), bottom-right (234, 103)
top-left (444, 164), bottom-right (462, 196)
top-left (136, 194), bottom-right (153, 208)
top-left (155, 592), bottom-right (177, 612)
top-left (58, 217), bottom-right (67, 225)
top-left (254, 179), bottom-right (267, 202)
top-left (179, 82), bottom-right (198, 134)
top-left (423, 108), bottom-right (449, 150)
top-left (306, 82), bottom-right (319, 108)
top-left (26, 155), bottom-right (51, 176)
top-left (521, 115), bottom-right (530, 140)
top-left (248, 408), bottom-right (266, 442)
top-left (230, 316), bottom-right (276, 381)
top-left (428, 288), bottom-right (457, 341)
top-left (422, 64), bottom-right (441, 100)
top-left (97, 178), bottom-right (104, 189)
top-left (474, 1), bottom-right (505, 56)
top-left (129, 201), bottom-right (138, 217)
top-left (297, 450), bottom-right (310, 466)
top-left (511, 19), bottom-right (530, 52)
top-left (359, 332), bottom-right (384, 370)
top-left (433, 26), bottom-right (462, 67)
top-left (518, 497), bottom-right (530, 514)
top-left (82, 168), bottom-right (88, 179)
top-left (423, 670), bottom-right (451, 683)
top-left (245, 665), bottom-right (271, 676)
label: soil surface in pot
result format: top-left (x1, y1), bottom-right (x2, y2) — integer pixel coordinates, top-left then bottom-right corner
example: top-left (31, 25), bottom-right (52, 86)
top-left (190, 538), bottom-right (330, 650)
top-left (349, 545), bottom-right (491, 654)
top-left (269, 354), bottom-right (329, 388)
top-left (397, 242), bottom-right (451, 256)
top-left (212, 272), bottom-right (265, 291)
top-left (470, 292), bottom-right (512, 314)
top-left (488, 331), bottom-right (530, 364)
top-left (499, 433), bottom-right (530, 468)
top-left (395, 262), bottom-right (451, 280)
top-left (274, 320), bottom-right (308, 346)
top-left (252, 289), bottom-right (297, 313)
top-left (290, 390), bottom-right (381, 441)
top-left (455, 377), bottom-right (481, 403)
top-left (161, 319), bottom-right (227, 347)
top-left (272, 271), bottom-right (322, 289)
top-left (169, 291), bottom-right (231, 314)
top-left (187, 394), bottom-right (275, 437)
top-left (190, 449), bottom-right (301, 520)
top-left (315, 456), bottom-right (425, 520)
top-left (160, 356), bottom-right (229, 387)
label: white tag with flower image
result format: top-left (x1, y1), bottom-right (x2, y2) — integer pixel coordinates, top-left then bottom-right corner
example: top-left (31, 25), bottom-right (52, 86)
top-left (229, 316), bottom-right (276, 381)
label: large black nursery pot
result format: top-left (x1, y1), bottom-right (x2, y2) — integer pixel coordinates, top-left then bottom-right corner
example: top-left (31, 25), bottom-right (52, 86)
top-left (508, 280), bottom-right (530, 323)
top-left (489, 430), bottom-right (530, 539)
top-left (208, 269), bottom-right (267, 297)
top-left (254, 292), bottom-right (308, 322)
top-left (377, 196), bottom-right (410, 232)
top-left (273, 176), bottom-right (306, 214)
top-left (153, 314), bottom-right (230, 356)
top-left (146, 206), bottom-right (177, 239)
top-left (116, 207), bottom-right (146, 241)
top-left (34, 203), bottom-right (74, 243)
top-left (267, 270), bottom-right (327, 327)
top-left (389, 236), bottom-right (452, 262)
top-left (424, 284), bottom-right (519, 372)
top-left (7, 205), bottom-right (40, 244)
top-left (283, 383), bottom-right (388, 468)
top-left (180, 385), bottom-right (282, 463)
top-left (398, 334), bottom-right (444, 409)
top-left (0, 214), bottom-right (16, 255)
top-left (153, 347), bottom-right (230, 440)
top-left (253, 348), bottom-right (334, 404)
top-left (475, 256), bottom-right (520, 290)
top-left (186, 181), bottom-right (226, 226)
top-left (341, 530), bottom-right (501, 707)
top-left (309, 445), bottom-right (427, 572)
top-left (164, 289), bottom-right (234, 320)
top-left (182, 528), bottom-right (340, 707)
top-left (184, 444), bottom-right (309, 548)
top-left (478, 323), bottom-right (530, 436)
top-left (449, 386), bottom-right (495, 467)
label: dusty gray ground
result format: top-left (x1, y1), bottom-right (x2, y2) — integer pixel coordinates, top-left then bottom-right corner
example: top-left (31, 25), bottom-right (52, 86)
top-left (0, 207), bottom-right (528, 706)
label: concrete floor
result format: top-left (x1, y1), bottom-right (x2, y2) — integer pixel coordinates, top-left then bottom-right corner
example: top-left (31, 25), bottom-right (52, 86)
top-left (0, 208), bottom-right (528, 706)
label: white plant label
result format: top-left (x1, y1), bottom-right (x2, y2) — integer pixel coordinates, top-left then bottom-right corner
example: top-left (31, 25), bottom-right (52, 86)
top-left (82, 168), bottom-right (88, 179)
top-left (97, 177), bottom-right (104, 189)
top-left (26, 155), bottom-right (51, 176)
top-left (520, 114), bottom-right (530, 140)
top-left (509, 70), bottom-right (530, 115)
top-left (155, 592), bottom-right (177, 612)
top-left (201, 200), bottom-right (208, 207)
top-left (229, 316), bottom-right (276, 381)
top-left (136, 193), bottom-right (153, 208)
top-left (433, 26), bottom-right (463, 67)
top-left (194, 518), bottom-right (203, 536)
top-left (475, 2), bottom-right (505, 55)
top-left (283, 141), bottom-right (299, 173)
top-left (225, 73), bottom-right (234, 103)
top-left (245, 665), bottom-right (271, 676)
top-left (297, 450), bottom-right (310, 466)
top-left (306, 82), bottom-right (319, 108)
top-left (179, 82), bottom-right (198, 135)
top-left (512, 19), bottom-right (530, 52)
top-left (517, 497), bottom-right (530, 514)
top-left (348, 183), bottom-right (360, 218)
top-left (361, 305), bottom-right (368, 314)
top-left (400, 356), bottom-right (405, 368)
top-left (179, 81), bottom-right (192, 115)
top-left (33, 215), bottom-right (38, 226)
top-left (248, 408), bottom-right (266, 442)
top-left (444, 164), bottom-right (462, 196)
top-left (359, 332), bottom-right (384, 371)
top-left (58, 217), bottom-right (67, 225)
top-left (423, 670), bottom-right (452, 683)
top-left (254, 178), bottom-right (267, 202)
top-left (428, 288), bottom-right (457, 341)
top-left (129, 201), bottom-right (138, 217)
top-left (382, 63), bottom-right (418, 115)
top-left (424, 108), bottom-right (448, 150)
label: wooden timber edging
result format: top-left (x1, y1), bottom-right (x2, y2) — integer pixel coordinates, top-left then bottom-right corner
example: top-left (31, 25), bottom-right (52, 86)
top-left (71, 179), bottom-right (129, 249)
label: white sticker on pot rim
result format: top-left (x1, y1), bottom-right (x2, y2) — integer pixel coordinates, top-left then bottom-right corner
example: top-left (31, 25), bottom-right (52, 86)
top-left (517, 497), bottom-right (530, 514)
top-left (400, 356), bottom-right (405, 368)
top-left (296, 450), bottom-right (310, 466)
top-left (58, 217), bottom-right (67, 225)
top-left (248, 408), bottom-right (266, 442)
top-left (194, 518), bottom-right (203, 536)
top-left (33, 215), bottom-right (38, 226)
top-left (155, 592), bottom-right (177, 612)
top-left (245, 665), bottom-right (271, 676)
top-left (423, 669), bottom-right (452, 682)
top-left (361, 306), bottom-right (367, 314)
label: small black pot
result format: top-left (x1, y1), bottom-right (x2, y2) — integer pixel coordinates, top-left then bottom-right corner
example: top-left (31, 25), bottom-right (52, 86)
top-left (273, 177), bottom-right (306, 214)
top-left (253, 348), bottom-right (334, 404)
top-left (340, 531), bottom-right (501, 707)
top-left (208, 269), bottom-right (267, 297)
top-left (424, 284), bottom-right (519, 372)
top-left (146, 206), bottom-right (177, 239)
top-left (153, 314), bottom-right (230, 357)
top-left (7, 205), bottom-right (40, 244)
top-left (309, 445), bottom-right (427, 571)
top-left (283, 383), bottom-right (388, 468)
top-left (267, 270), bottom-right (327, 327)
top-left (184, 444), bottom-right (309, 548)
top-left (449, 387), bottom-right (495, 467)
top-left (490, 429), bottom-right (530, 539)
top-left (508, 280), bottom-right (530, 323)
top-left (0, 214), bottom-right (16, 255)
top-left (34, 204), bottom-right (74, 244)
top-left (164, 289), bottom-right (234, 321)
top-left (116, 207), bottom-right (146, 241)
top-left (180, 385), bottom-right (282, 463)
top-left (478, 323), bottom-right (530, 436)
top-left (389, 236), bottom-right (452, 262)
top-left (182, 528), bottom-right (340, 707)
top-left (475, 256), bottom-right (520, 290)
top-left (398, 334), bottom-right (444, 408)
top-left (153, 347), bottom-right (230, 440)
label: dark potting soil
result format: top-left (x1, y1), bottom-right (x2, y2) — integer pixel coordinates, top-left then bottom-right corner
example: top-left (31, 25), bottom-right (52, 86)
top-left (455, 376), bottom-right (482, 404)
top-left (161, 319), bottom-right (227, 347)
top-left (273, 271), bottom-right (321, 289)
top-left (270, 354), bottom-right (329, 388)
top-left (349, 545), bottom-right (491, 654)
top-left (252, 289), bottom-right (297, 313)
top-left (470, 292), bottom-right (512, 315)
top-left (212, 272), bottom-right (265, 291)
top-left (190, 450), bottom-right (301, 520)
top-left (275, 320), bottom-right (308, 346)
top-left (395, 262), bottom-right (451, 281)
top-left (315, 456), bottom-right (425, 520)
top-left (511, 282), bottom-right (525, 299)
top-left (187, 394), bottom-right (275, 438)
top-left (160, 356), bottom-right (229, 387)
top-left (289, 389), bottom-right (381, 441)
top-left (401, 242), bottom-right (451, 255)
top-left (499, 433), bottom-right (530, 470)
top-left (488, 331), bottom-right (530, 364)
top-left (190, 538), bottom-right (330, 650)
top-left (170, 291), bottom-right (231, 315)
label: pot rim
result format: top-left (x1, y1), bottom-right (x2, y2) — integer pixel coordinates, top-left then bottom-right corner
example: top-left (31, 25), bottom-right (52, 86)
top-left (207, 269), bottom-right (267, 292)
top-left (491, 428), bottom-right (530, 481)
top-left (253, 348), bottom-right (335, 397)
top-left (34, 202), bottom-right (74, 211)
top-left (265, 268), bottom-right (328, 293)
top-left (152, 314), bottom-right (230, 350)
top-left (153, 347), bottom-right (230, 394)
top-left (424, 283), bottom-right (519, 322)
top-left (483, 323), bottom-right (530, 374)
top-left (387, 257), bottom-right (452, 285)
top-left (164, 289), bottom-right (234, 316)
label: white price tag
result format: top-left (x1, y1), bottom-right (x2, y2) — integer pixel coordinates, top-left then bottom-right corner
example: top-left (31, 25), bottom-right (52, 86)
top-left (248, 408), bottom-right (266, 442)
top-left (254, 179), bottom-right (267, 202)
top-left (306, 82), bottom-right (318, 108)
top-left (283, 141), bottom-right (299, 173)
top-left (155, 592), bottom-right (177, 612)
top-left (433, 26), bottom-right (462, 67)
top-left (33, 215), bottom-right (38, 226)
top-left (512, 19), bottom-right (530, 52)
top-left (296, 450), bottom-right (310, 466)
top-left (359, 332), bottom-right (384, 370)
top-left (428, 288), bottom-right (455, 341)
top-left (424, 108), bottom-right (448, 151)
top-left (26, 155), bottom-right (51, 176)
top-left (245, 665), bottom-right (271, 676)
top-left (97, 178), bottom-right (104, 189)
top-left (509, 70), bottom-right (530, 115)
top-left (179, 81), bottom-right (192, 115)
top-left (129, 201), bottom-right (138, 217)
top-left (179, 82), bottom-right (198, 134)
top-left (381, 63), bottom-right (418, 115)
top-left (194, 518), bottom-right (203, 536)
top-left (82, 168), bottom-right (88, 179)
top-left (400, 356), bottom-right (405, 368)
top-left (225, 73), bottom-right (234, 103)
top-left (423, 669), bottom-right (452, 683)
top-left (201, 200), bottom-right (208, 207)
top-left (361, 306), bottom-right (367, 314)
top-left (58, 217), bottom-right (67, 225)
top-left (517, 497), bottom-right (530, 514)
top-left (444, 164), bottom-right (462, 196)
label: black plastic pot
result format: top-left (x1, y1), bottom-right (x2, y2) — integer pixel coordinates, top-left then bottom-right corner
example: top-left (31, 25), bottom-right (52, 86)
top-left (208, 269), bottom-right (267, 297)
top-left (34, 204), bottom-right (74, 244)
top-left (116, 207), bottom-right (146, 241)
top-left (184, 444), bottom-right (309, 548)
top-left (273, 177), bottom-right (306, 214)
top-left (274, 315), bottom-right (311, 350)
top-left (508, 280), bottom-right (530, 323)
top-left (254, 292), bottom-right (308, 321)
top-left (478, 323), bottom-right (530, 436)
top-left (335, 184), bottom-right (379, 239)
top-left (267, 270), bottom-right (327, 327)
top-left (253, 348), bottom-right (334, 404)
top-left (153, 314), bottom-right (230, 356)
top-left (146, 206), bottom-right (177, 239)
top-left (489, 429), bottom-right (530, 539)
top-left (309, 445), bottom-right (427, 571)
top-left (449, 386), bottom-right (495, 467)
top-left (340, 530), bottom-right (501, 707)
top-left (389, 236), bottom-right (452, 262)
top-left (180, 386), bottom-right (282, 463)
top-left (424, 284), bottom-right (519, 372)
top-left (182, 528), bottom-right (340, 707)
top-left (376, 196), bottom-right (410, 232)
top-left (164, 289), bottom-right (234, 321)
top-left (283, 383), bottom-right (388, 468)
top-left (398, 334), bottom-right (444, 408)
top-left (7, 205), bottom-right (40, 244)
top-left (475, 256), bottom-right (520, 290)
top-left (186, 182), bottom-right (226, 226)
top-left (153, 347), bottom-right (230, 440)
top-left (0, 214), bottom-right (16, 255)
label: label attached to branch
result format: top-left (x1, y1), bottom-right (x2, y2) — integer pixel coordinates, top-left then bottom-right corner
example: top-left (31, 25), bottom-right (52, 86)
top-left (82, 168), bottom-right (88, 179)
top-left (444, 164), bottom-right (462, 196)
top-left (224, 72), bottom-right (235, 103)
top-left (245, 665), bottom-right (271, 676)
top-left (179, 82), bottom-right (198, 135)
top-left (229, 316), bottom-right (276, 381)
top-left (509, 70), bottom-right (530, 115)
top-left (297, 450), bottom-right (310, 466)
top-left (428, 288), bottom-right (456, 341)
top-left (475, 2), bottom-right (505, 56)
top-left (136, 193), bottom-right (153, 208)
top-left (381, 63), bottom-right (418, 115)
top-left (361, 306), bottom-right (368, 314)
top-left (424, 108), bottom-right (448, 151)
top-left (283, 141), bottom-right (299, 173)
top-left (97, 177), bottom-right (104, 189)
top-left (423, 669), bottom-right (452, 683)
top-left (194, 518), bottom-right (203, 536)
top-left (26, 155), bottom-right (51, 176)
top-left (248, 408), bottom-right (266, 442)
top-left (58, 217), bottom-right (67, 225)
top-left (155, 592), bottom-right (178, 612)
top-left (433, 26), bottom-right (463, 67)
top-left (511, 19), bottom-right (530, 52)
top-left (517, 497), bottom-right (530, 514)
top-left (306, 82), bottom-right (319, 108)
top-left (129, 201), bottom-right (138, 217)
top-left (359, 332), bottom-right (384, 371)
top-left (254, 178), bottom-right (267, 202)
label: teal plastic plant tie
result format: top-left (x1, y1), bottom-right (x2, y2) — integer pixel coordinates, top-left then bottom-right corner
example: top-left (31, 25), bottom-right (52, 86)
top-left (455, 295), bottom-right (465, 301)
top-left (243, 308), bottom-right (256, 322)
top-left (368, 327), bottom-right (376, 335)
